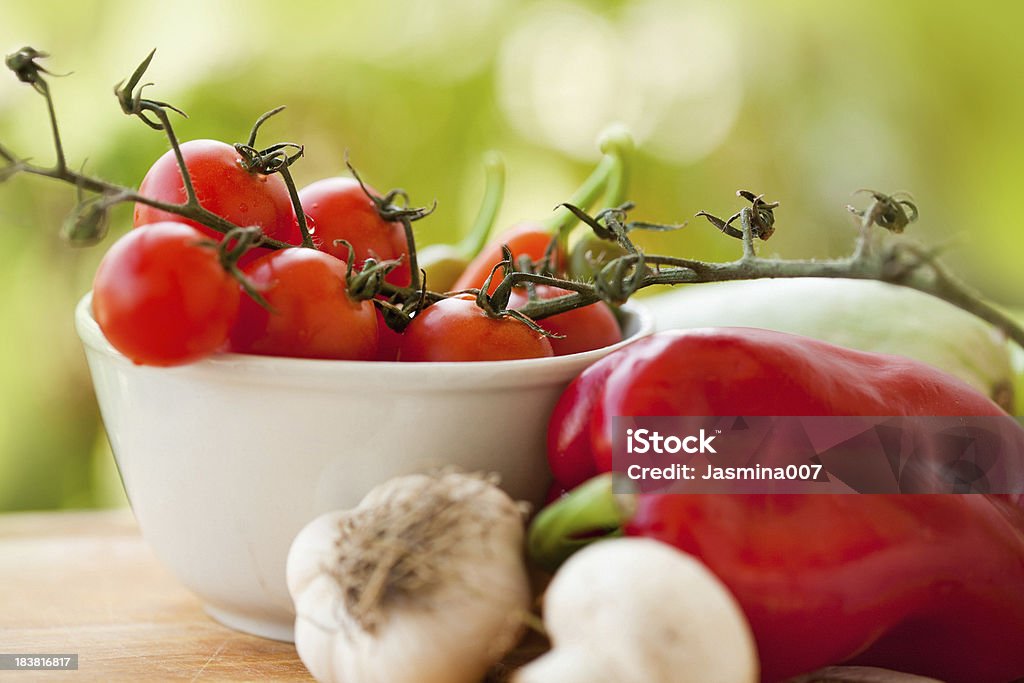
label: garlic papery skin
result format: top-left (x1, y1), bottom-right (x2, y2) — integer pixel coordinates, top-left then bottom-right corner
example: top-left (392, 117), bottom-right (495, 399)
top-left (287, 472), bottom-right (531, 683)
top-left (515, 537), bottom-right (758, 683)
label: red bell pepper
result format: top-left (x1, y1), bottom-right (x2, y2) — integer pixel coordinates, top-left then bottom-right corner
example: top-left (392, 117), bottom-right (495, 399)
top-left (534, 328), bottom-right (1024, 683)
top-left (631, 492), bottom-right (1024, 683)
top-left (548, 328), bottom-right (1020, 491)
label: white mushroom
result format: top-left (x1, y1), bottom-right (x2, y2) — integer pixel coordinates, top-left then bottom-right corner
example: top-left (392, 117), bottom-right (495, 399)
top-left (516, 537), bottom-right (758, 683)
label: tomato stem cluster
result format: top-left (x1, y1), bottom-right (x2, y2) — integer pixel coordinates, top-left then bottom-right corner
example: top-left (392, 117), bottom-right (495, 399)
top-left (3, 47), bottom-right (1024, 352)
top-left (212, 226), bottom-right (272, 309)
top-left (342, 156), bottom-right (436, 298)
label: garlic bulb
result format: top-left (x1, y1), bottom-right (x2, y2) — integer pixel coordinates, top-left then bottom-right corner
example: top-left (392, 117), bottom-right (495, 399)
top-left (515, 537), bottom-right (758, 683)
top-left (287, 472), bottom-right (530, 683)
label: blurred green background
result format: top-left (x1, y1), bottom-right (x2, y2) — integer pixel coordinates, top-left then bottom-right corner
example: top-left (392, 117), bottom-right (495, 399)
top-left (2, 0), bottom-right (1024, 510)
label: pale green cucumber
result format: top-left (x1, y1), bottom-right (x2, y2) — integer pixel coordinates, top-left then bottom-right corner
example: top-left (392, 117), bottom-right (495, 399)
top-left (644, 278), bottom-right (1015, 412)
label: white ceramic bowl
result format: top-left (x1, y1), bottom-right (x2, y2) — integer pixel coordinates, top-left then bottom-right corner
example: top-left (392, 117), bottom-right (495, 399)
top-left (76, 293), bottom-right (652, 642)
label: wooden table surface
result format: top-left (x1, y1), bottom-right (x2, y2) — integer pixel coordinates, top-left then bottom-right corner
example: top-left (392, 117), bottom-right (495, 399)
top-left (0, 511), bottom-right (959, 683)
top-left (0, 509), bottom-right (312, 681)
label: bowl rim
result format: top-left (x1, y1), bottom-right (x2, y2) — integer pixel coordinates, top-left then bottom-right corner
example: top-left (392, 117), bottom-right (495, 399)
top-left (75, 291), bottom-right (654, 380)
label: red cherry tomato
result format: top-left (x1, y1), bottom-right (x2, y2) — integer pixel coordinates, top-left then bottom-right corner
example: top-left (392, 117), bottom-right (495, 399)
top-left (507, 285), bottom-right (621, 356)
top-left (229, 248), bottom-right (378, 360)
top-left (134, 139), bottom-right (301, 264)
top-left (398, 296), bottom-right (554, 362)
top-left (374, 307), bottom-right (404, 361)
top-left (452, 223), bottom-right (561, 295)
top-left (92, 222), bottom-right (240, 366)
top-left (298, 177), bottom-right (412, 287)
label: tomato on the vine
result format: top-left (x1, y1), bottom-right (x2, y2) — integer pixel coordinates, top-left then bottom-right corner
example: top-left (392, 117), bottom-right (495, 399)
top-left (507, 285), bottom-right (621, 356)
top-left (134, 139), bottom-right (301, 262)
top-left (452, 223), bottom-right (561, 295)
top-left (92, 222), bottom-right (241, 367)
top-left (398, 296), bottom-right (553, 362)
top-left (229, 248), bottom-right (378, 360)
top-left (374, 308), bottom-right (404, 361)
top-left (298, 177), bottom-right (412, 287)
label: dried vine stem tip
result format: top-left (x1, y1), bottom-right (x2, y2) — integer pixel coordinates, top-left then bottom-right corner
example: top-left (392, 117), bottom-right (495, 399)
top-left (696, 190), bottom-right (778, 241)
top-left (215, 227), bottom-right (273, 311)
top-left (234, 142), bottom-right (304, 175)
top-left (344, 152), bottom-right (436, 223)
top-left (114, 49), bottom-right (187, 130)
top-left (115, 49), bottom-right (155, 112)
top-left (5, 47), bottom-right (66, 87)
top-left (0, 162), bottom-right (27, 182)
top-left (558, 202), bottom-right (618, 242)
top-left (744, 191), bottom-right (778, 240)
top-left (247, 105), bottom-right (287, 148)
top-left (848, 190), bottom-right (919, 233)
top-left (348, 257), bottom-right (404, 302)
top-left (62, 199), bottom-right (109, 246)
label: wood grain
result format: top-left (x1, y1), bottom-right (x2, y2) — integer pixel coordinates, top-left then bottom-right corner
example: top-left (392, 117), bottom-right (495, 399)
top-left (0, 511), bottom-right (972, 683)
top-left (0, 509), bottom-right (312, 681)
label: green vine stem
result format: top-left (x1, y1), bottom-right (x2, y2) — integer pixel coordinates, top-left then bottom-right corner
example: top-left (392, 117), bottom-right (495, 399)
top-left (5, 48), bottom-right (68, 173)
top-left (599, 124), bottom-right (632, 210)
top-left (541, 124), bottom-right (634, 240)
top-left (1, 49), bottom-right (297, 250)
top-left (418, 152), bottom-right (506, 291)
top-left (457, 151), bottom-right (506, 259)
top-left (4, 48), bottom-right (1024, 354)
top-left (503, 198), bottom-right (1024, 355)
top-left (276, 163), bottom-right (315, 248)
top-left (342, 156), bottom-right (436, 296)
